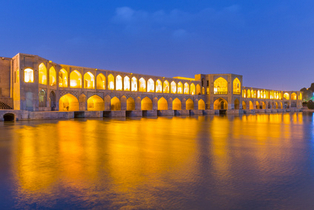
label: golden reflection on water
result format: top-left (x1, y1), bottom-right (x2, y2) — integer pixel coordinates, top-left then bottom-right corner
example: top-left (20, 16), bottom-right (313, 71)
top-left (9, 113), bottom-right (309, 209)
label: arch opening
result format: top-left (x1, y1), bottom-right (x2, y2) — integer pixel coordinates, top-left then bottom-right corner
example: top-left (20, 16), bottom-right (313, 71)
top-left (198, 99), bottom-right (205, 110)
top-left (172, 98), bottom-right (181, 110)
top-left (141, 97), bottom-right (153, 110)
top-left (111, 97), bottom-right (121, 110)
top-left (214, 77), bottom-right (228, 94)
top-left (3, 113), bottom-right (15, 121)
top-left (87, 95), bottom-right (104, 111)
top-left (234, 98), bottom-right (239, 109)
top-left (49, 67), bottom-right (56, 86)
top-left (84, 72), bottom-right (95, 89)
top-left (59, 69), bottom-right (68, 87)
top-left (156, 80), bottom-right (162, 93)
top-left (108, 74), bottom-right (114, 90)
top-left (39, 63), bottom-right (47, 85)
top-left (59, 94), bottom-right (79, 111)
top-left (214, 98), bottom-right (228, 110)
top-left (163, 80), bottom-right (169, 93)
top-left (158, 97), bottom-right (168, 110)
top-left (24, 68), bottom-right (34, 83)
top-left (70, 70), bottom-right (82, 88)
top-left (127, 97), bottom-right (135, 111)
top-left (96, 74), bottom-right (106, 89)
top-left (233, 78), bottom-right (241, 94)
top-left (124, 76), bottom-right (130, 91)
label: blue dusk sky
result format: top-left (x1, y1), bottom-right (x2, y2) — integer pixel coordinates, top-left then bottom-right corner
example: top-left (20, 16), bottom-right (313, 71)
top-left (0, 0), bottom-right (313, 90)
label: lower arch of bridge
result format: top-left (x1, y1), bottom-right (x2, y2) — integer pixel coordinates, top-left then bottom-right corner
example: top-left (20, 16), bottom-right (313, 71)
top-left (186, 98), bottom-right (194, 110)
top-left (59, 94), bottom-right (79, 111)
top-left (261, 101), bottom-right (266, 109)
top-left (280, 102), bottom-right (283, 109)
top-left (111, 97), bottom-right (121, 110)
top-left (141, 97), bottom-right (152, 110)
top-left (249, 101), bottom-right (254, 109)
top-left (87, 95), bottom-right (104, 111)
top-left (234, 99), bottom-right (239, 109)
top-left (127, 97), bottom-right (135, 110)
top-left (198, 99), bottom-right (205, 110)
top-left (242, 101), bottom-right (246, 109)
top-left (173, 98), bottom-right (181, 110)
top-left (214, 98), bottom-right (228, 110)
top-left (256, 101), bottom-right (260, 109)
top-left (275, 102), bottom-right (278, 109)
top-left (158, 97), bottom-right (168, 110)
top-left (3, 113), bottom-right (15, 121)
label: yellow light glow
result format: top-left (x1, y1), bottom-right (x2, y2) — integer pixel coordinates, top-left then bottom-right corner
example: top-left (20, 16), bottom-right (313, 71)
top-left (59, 93), bottom-right (79, 111)
top-left (178, 82), bottom-right (183, 94)
top-left (108, 74), bottom-right (114, 90)
top-left (87, 95), bottom-right (104, 111)
top-left (184, 82), bottom-right (189, 94)
top-left (124, 76), bottom-right (130, 91)
top-left (233, 78), bottom-right (241, 94)
top-left (198, 99), bottom-right (205, 110)
top-left (247, 89), bottom-right (251, 98)
top-left (298, 93), bottom-right (302, 100)
top-left (156, 80), bottom-right (162, 93)
top-left (171, 81), bottom-right (176, 94)
top-left (84, 72), bottom-right (95, 89)
top-left (39, 63), bottom-right (47, 85)
top-left (243, 89), bottom-right (246, 98)
top-left (96, 73), bottom-right (106, 89)
top-left (24, 68), bottom-right (34, 83)
top-left (139, 78), bottom-right (146, 92)
top-left (70, 70), bottom-right (82, 88)
top-left (147, 78), bottom-right (154, 92)
top-left (190, 83), bottom-right (195, 95)
top-left (196, 84), bottom-right (201, 95)
top-left (163, 80), bottom-right (169, 93)
top-left (131, 77), bottom-right (137, 91)
top-left (158, 97), bottom-right (168, 110)
top-left (214, 77), bottom-right (228, 94)
top-left (291, 93), bottom-right (297, 100)
top-left (116, 75), bottom-right (122, 90)
top-left (49, 67), bottom-right (56, 86)
top-left (173, 98), bottom-right (181, 110)
top-left (214, 98), bottom-right (228, 110)
top-left (59, 69), bottom-right (68, 87)
top-left (284, 93), bottom-right (290, 100)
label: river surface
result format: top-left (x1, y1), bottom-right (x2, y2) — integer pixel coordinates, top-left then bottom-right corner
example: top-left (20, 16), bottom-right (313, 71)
top-left (0, 113), bottom-right (314, 209)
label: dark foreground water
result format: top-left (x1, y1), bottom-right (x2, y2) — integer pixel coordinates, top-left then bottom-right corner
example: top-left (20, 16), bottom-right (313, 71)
top-left (1, 113), bottom-right (314, 209)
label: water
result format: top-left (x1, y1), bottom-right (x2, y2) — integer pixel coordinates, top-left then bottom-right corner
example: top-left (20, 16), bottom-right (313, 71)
top-left (0, 113), bottom-right (314, 209)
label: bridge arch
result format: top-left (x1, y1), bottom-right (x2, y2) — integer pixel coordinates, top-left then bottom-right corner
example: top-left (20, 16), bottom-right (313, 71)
top-left (127, 97), bottom-right (135, 110)
top-left (178, 82), bottom-right (183, 94)
top-left (59, 94), bottom-right (79, 111)
top-left (87, 95), bottom-right (104, 111)
top-left (198, 99), bottom-right (205, 110)
top-left (184, 83), bottom-right (189, 94)
top-left (124, 76), bottom-right (130, 91)
top-left (249, 101), bottom-right (254, 109)
top-left (131, 77), bottom-right (137, 91)
top-left (163, 80), bottom-right (169, 93)
top-left (171, 81), bottom-right (176, 94)
top-left (24, 68), bottom-right (34, 83)
top-left (256, 101), bottom-right (260, 109)
top-left (39, 63), bottom-right (47, 85)
top-left (214, 98), bottom-right (228, 110)
top-left (49, 67), bottom-right (56, 86)
top-left (59, 69), bottom-right (68, 87)
top-left (111, 96), bottom-right (121, 110)
top-left (3, 113), bottom-right (15, 121)
top-left (108, 74), bottom-right (114, 90)
top-left (96, 73), bottom-right (106, 89)
top-left (70, 70), bottom-right (82, 88)
top-left (84, 72), bottom-right (95, 89)
top-left (141, 97), bottom-right (153, 110)
top-left (233, 78), bottom-right (241, 94)
top-left (186, 98), bottom-right (194, 110)
top-left (173, 98), bottom-right (181, 110)
top-left (139, 78), bottom-right (146, 92)
top-left (116, 75), bottom-right (122, 90)
top-left (234, 98), bottom-right (240, 109)
top-left (190, 83), bottom-right (195, 95)
top-left (158, 97), bottom-right (168, 110)
top-left (242, 101), bottom-right (246, 109)
top-left (214, 77), bottom-right (228, 94)
top-left (147, 79), bottom-right (154, 92)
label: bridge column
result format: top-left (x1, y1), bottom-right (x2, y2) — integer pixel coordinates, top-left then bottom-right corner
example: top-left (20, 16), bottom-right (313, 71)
top-left (194, 99), bottom-right (198, 110)
top-left (168, 98), bottom-right (172, 110)
top-left (153, 97), bottom-right (158, 110)
top-left (135, 97), bottom-right (141, 110)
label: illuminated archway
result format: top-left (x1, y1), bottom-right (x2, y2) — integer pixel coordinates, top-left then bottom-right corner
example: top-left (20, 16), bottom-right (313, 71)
top-left (59, 69), bottom-right (68, 87)
top-left (84, 72), bottom-right (95, 89)
top-left (198, 99), bottom-right (205, 110)
top-left (70, 70), bottom-right (82, 88)
top-left (108, 74), bottom-right (114, 90)
top-left (139, 78), bottom-right (146, 92)
top-left (173, 98), bottom-right (181, 110)
top-left (39, 63), bottom-right (47, 85)
top-left (124, 76), bottom-right (130, 91)
top-left (249, 101), bottom-right (254, 109)
top-left (116, 75), bottom-right (122, 90)
top-left (196, 84), bottom-right (201, 95)
top-left (158, 97), bottom-right (168, 110)
top-left (190, 83), bottom-right (195, 95)
top-left (256, 101), bottom-right (260, 109)
top-left (24, 68), bottom-right (34, 83)
top-left (233, 78), bottom-right (241, 94)
top-left (234, 99), bottom-right (239, 109)
top-left (178, 82), bottom-right (183, 94)
top-left (186, 98), bottom-right (194, 110)
top-left (156, 79), bottom-right (162, 93)
top-left (243, 89), bottom-right (246, 98)
top-left (257, 90), bottom-right (260, 98)
top-left (131, 77), bottom-right (137, 91)
top-left (49, 67), bottom-right (56, 86)
top-left (87, 95), bottom-right (104, 111)
top-left (147, 79), bottom-right (154, 92)
top-left (127, 97), bottom-right (135, 110)
top-left (163, 80), bottom-right (169, 93)
top-left (214, 77), bottom-right (228, 94)
top-left (171, 81), bottom-right (176, 94)
top-left (291, 93), bottom-right (297, 100)
top-left (96, 73), bottom-right (106, 89)
top-left (261, 101), bottom-right (266, 109)
top-left (184, 83), bottom-right (189, 94)
top-left (247, 89), bottom-right (251, 98)
top-left (141, 97), bottom-right (152, 110)
top-left (214, 98), bottom-right (228, 110)
top-left (275, 102), bottom-right (278, 109)
top-left (242, 101), bottom-right (246, 109)
top-left (59, 94), bottom-right (79, 111)
top-left (111, 97), bottom-right (121, 110)
top-left (253, 90), bottom-right (256, 98)
top-left (284, 93), bottom-right (290, 100)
